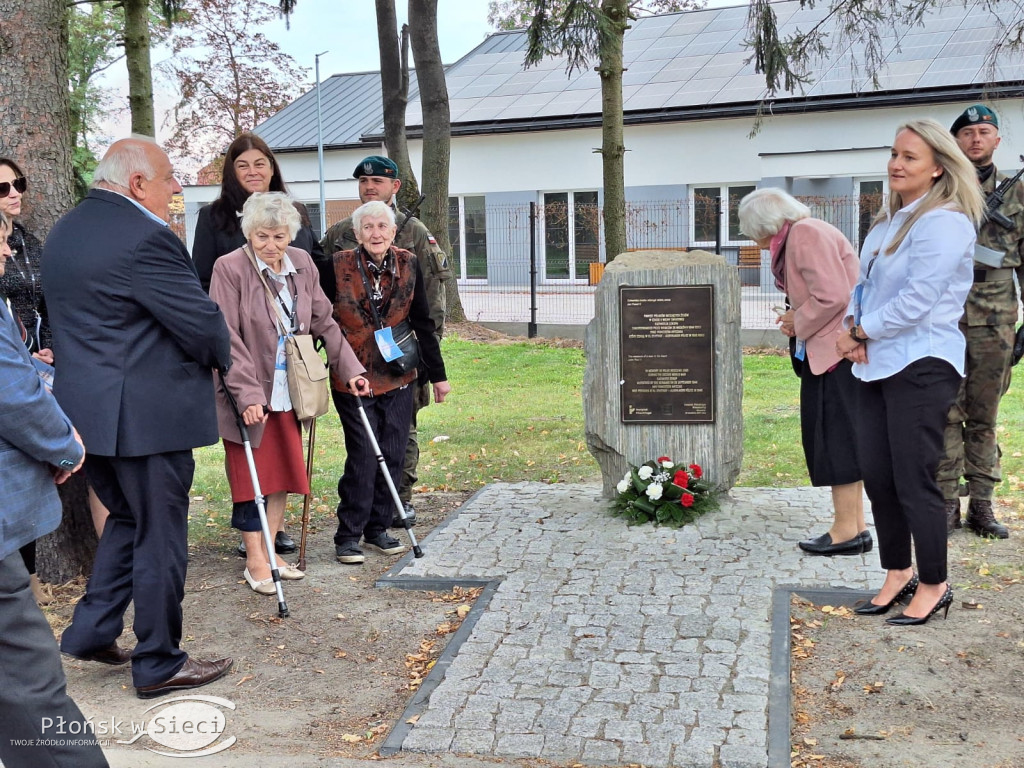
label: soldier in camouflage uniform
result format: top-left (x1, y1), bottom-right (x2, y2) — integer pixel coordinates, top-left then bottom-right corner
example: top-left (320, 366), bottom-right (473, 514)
top-left (937, 105), bottom-right (1024, 538)
top-left (318, 156), bottom-right (451, 526)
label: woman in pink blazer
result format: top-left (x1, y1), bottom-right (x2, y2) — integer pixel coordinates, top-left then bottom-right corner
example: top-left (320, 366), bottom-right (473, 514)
top-left (739, 188), bottom-right (868, 556)
top-left (210, 193), bottom-right (369, 594)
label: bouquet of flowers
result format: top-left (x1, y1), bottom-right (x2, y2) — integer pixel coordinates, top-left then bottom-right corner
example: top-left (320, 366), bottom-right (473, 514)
top-left (611, 456), bottom-right (716, 527)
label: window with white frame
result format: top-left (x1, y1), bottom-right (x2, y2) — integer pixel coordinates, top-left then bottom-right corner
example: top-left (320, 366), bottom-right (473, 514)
top-left (542, 190), bottom-right (599, 281)
top-left (690, 184), bottom-right (756, 246)
top-left (447, 195), bottom-right (487, 279)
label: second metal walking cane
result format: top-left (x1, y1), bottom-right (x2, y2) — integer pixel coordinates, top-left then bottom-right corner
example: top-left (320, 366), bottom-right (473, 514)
top-left (354, 393), bottom-right (424, 558)
top-left (218, 370), bottom-right (290, 617)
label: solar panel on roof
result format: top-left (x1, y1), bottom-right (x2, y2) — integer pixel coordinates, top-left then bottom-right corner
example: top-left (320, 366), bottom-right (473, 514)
top-left (256, 0), bottom-right (1024, 151)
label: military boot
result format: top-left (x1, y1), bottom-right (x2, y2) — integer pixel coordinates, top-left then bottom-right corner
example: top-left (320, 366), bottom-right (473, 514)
top-left (944, 498), bottom-right (962, 534)
top-left (965, 498), bottom-right (1009, 539)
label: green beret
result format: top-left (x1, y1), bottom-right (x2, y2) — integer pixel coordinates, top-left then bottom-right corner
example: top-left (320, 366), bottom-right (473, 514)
top-left (354, 155), bottom-right (399, 179)
top-left (951, 104), bottom-right (999, 135)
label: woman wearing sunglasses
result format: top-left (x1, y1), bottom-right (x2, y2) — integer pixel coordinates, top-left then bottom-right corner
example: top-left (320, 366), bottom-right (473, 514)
top-left (0, 158), bottom-right (54, 606)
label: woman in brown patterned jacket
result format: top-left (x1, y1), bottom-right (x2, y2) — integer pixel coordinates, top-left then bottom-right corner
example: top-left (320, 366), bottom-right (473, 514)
top-left (329, 200), bottom-right (451, 565)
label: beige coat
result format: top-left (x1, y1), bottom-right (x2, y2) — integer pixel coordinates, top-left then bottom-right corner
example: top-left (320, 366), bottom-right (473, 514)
top-left (210, 244), bottom-right (364, 448)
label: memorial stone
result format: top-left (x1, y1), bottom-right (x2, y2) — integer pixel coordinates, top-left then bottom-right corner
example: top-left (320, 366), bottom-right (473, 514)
top-left (584, 250), bottom-right (743, 497)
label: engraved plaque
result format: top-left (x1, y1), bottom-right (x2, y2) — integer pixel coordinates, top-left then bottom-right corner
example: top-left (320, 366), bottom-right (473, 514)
top-left (619, 285), bottom-right (714, 423)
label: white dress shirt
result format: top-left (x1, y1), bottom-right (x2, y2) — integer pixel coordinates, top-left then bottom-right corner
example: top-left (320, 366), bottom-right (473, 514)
top-left (850, 199), bottom-right (975, 382)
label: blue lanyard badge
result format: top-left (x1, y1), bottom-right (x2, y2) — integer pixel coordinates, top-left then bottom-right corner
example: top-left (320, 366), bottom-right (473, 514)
top-left (374, 327), bottom-right (402, 362)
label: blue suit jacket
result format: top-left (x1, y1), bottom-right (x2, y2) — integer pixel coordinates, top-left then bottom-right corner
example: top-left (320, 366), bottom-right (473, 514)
top-left (42, 189), bottom-right (232, 457)
top-left (0, 302), bottom-right (83, 560)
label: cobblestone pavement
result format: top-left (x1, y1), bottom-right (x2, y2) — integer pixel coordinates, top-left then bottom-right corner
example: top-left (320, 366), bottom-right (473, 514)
top-left (390, 482), bottom-right (884, 768)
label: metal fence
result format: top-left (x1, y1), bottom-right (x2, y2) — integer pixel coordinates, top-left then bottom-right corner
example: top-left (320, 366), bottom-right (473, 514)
top-left (447, 194), bottom-right (878, 330)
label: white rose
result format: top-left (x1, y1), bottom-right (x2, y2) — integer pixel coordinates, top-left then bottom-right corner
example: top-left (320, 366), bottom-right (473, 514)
top-left (646, 483), bottom-right (663, 500)
top-left (637, 466), bottom-right (653, 480)
top-left (660, 459), bottom-right (674, 468)
top-left (616, 479), bottom-right (629, 494)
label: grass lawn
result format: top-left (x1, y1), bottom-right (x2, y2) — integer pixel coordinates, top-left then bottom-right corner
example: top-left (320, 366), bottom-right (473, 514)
top-left (190, 337), bottom-right (1024, 537)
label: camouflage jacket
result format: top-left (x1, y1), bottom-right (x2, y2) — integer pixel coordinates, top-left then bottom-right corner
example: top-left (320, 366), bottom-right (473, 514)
top-left (321, 209), bottom-right (451, 338)
top-left (966, 168), bottom-right (1024, 326)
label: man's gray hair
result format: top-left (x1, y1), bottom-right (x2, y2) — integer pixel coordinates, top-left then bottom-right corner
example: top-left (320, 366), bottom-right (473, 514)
top-left (737, 187), bottom-right (811, 241)
top-left (92, 135), bottom-right (158, 189)
top-left (241, 192), bottom-right (301, 240)
top-left (351, 200), bottom-right (396, 235)
top-left (0, 209), bottom-right (9, 233)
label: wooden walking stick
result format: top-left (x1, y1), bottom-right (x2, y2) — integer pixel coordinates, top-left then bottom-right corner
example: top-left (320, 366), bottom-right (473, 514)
top-left (298, 418), bottom-right (317, 572)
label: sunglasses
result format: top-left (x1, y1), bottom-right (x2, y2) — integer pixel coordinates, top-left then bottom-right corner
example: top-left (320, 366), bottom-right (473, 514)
top-left (0, 177), bottom-right (27, 197)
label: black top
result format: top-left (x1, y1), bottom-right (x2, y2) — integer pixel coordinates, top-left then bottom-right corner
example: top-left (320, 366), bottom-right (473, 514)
top-left (191, 202), bottom-right (324, 292)
top-left (0, 221), bottom-right (50, 350)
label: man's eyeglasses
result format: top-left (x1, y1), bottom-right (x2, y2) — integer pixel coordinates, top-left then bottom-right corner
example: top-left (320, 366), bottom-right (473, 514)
top-left (0, 177), bottom-right (27, 197)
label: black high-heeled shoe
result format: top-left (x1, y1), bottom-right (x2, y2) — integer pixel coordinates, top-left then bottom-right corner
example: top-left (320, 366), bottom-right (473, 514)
top-left (853, 574), bottom-right (919, 616)
top-left (886, 584), bottom-right (953, 626)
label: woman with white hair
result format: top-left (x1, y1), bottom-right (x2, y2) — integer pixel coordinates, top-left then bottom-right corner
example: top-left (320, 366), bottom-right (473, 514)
top-left (328, 200), bottom-right (451, 565)
top-left (209, 192), bottom-right (369, 594)
top-left (837, 119), bottom-right (985, 625)
top-left (738, 188), bottom-right (867, 557)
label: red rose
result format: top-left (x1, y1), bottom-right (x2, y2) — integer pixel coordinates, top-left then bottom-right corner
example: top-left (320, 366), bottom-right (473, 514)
top-left (681, 493), bottom-right (694, 507)
top-left (657, 456), bottom-right (671, 464)
top-left (689, 463), bottom-right (703, 479)
top-left (673, 470), bottom-right (689, 489)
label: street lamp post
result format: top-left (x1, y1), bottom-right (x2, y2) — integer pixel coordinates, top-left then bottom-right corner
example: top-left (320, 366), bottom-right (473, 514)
top-left (315, 50), bottom-right (329, 238)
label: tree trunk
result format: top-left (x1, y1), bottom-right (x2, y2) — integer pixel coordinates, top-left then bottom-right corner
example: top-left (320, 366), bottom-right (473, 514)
top-left (599, 0), bottom-right (628, 262)
top-left (409, 0), bottom-right (464, 322)
top-left (375, 0), bottom-right (421, 209)
top-left (124, 0), bottom-right (155, 135)
top-left (0, 0), bottom-right (98, 583)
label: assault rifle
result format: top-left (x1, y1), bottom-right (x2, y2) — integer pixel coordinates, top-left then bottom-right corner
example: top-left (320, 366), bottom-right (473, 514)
top-left (985, 155), bottom-right (1024, 230)
top-left (394, 194), bottom-right (427, 241)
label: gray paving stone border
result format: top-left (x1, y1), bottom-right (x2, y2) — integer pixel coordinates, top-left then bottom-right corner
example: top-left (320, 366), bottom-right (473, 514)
top-left (357, 483), bottom-right (881, 767)
top-left (767, 587), bottom-right (871, 768)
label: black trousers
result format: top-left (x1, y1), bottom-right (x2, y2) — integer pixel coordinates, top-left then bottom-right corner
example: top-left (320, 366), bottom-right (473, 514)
top-left (60, 451), bottom-right (193, 688)
top-left (332, 386), bottom-right (413, 544)
top-left (855, 358), bottom-right (961, 584)
top-left (0, 555), bottom-right (108, 768)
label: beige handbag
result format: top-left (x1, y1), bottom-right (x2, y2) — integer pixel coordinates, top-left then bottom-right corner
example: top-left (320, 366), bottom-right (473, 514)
top-left (283, 333), bottom-right (330, 420)
top-left (245, 246), bottom-right (330, 420)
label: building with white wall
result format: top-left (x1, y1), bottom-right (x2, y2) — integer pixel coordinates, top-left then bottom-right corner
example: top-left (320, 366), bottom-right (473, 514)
top-left (183, 0), bottom-right (1024, 298)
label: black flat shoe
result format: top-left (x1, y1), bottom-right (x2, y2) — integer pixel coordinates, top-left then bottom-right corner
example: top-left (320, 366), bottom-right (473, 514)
top-left (886, 584), bottom-right (953, 626)
top-left (798, 529), bottom-right (873, 556)
top-left (854, 574), bottom-right (919, 615)
top-left (236, 531), bottom-right (297, 557)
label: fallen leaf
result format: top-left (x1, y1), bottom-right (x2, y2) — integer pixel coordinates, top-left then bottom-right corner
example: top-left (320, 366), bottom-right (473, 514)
top-left (341, 734), bottom-right (362, 743)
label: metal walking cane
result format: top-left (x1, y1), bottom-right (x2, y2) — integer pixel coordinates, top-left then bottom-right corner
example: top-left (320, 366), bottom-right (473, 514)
top-left (354, 393), bottom-right (424, 558)
top-left (298, 418), bottom-right (316, 572)
top-left (218, 370), bottom-right (290, 618)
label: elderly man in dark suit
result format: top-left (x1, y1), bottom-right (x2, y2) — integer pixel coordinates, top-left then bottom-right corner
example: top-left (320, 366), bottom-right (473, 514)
top-left (43, 137), bottom-right (234, 699)
top-left (0, 212), bottom-right (107, 767)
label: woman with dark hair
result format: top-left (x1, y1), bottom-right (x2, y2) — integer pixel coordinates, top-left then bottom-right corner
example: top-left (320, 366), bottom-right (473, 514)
top-left (192, 132), bottom-right (323, 292)
top-left (192, 133), bottom-right (324, 557)
top-left (0, 158), bottom-right (54, 605)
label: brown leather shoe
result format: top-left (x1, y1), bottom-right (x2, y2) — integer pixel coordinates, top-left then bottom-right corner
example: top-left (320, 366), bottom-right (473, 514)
top-left (135, 657), bottom-right (233, 699)
top-left (62, 642), bottom-right (132, 666)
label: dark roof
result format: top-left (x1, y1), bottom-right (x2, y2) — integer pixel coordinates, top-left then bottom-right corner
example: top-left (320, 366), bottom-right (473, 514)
top-left (258, 0), bottom-right (1024, 152)
top-left (255, 70), bottom-right (419, 152)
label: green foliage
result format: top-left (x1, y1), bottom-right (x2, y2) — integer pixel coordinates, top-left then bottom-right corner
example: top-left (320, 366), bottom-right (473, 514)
top-left (610, 457), bottom-right (717, 527)
top-left (161, 0), bottom-right (309, 167)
